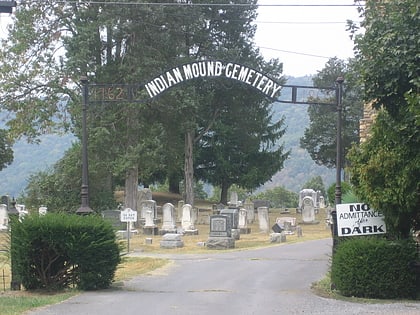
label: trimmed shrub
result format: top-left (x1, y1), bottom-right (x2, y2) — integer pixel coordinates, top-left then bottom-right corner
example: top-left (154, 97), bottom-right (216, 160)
top-left (11, 213), bottom-right (121, 291)
top-left (331, 237), bottom-right (417, 299)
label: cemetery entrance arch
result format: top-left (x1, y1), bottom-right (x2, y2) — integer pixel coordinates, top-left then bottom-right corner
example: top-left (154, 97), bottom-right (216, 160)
top-left (77, 60), bottom-right (344, 246)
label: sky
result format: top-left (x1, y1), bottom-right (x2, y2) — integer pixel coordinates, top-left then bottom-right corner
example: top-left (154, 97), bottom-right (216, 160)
top-left (0, 1), bottom-right (363, 77)
top-left (254, 0), bottom-right (363, 77)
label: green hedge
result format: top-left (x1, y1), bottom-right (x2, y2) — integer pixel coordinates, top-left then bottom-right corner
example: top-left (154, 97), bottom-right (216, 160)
top-left (331, 237), bottom-right (417, 299)
top-left (10, 213), bottom-right (121, 291)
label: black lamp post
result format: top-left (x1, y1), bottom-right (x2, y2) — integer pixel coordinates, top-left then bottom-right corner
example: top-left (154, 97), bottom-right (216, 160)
top-left (331, 77), bottom-right (344, 252)
top-left (76, 76), bottom-right (93, 215)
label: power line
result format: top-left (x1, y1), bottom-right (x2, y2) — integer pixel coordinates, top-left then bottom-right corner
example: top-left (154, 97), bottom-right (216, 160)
top-left (52, 1), bottom-right (362, 7)
top-left (258, 46), bottom-right (331, 59)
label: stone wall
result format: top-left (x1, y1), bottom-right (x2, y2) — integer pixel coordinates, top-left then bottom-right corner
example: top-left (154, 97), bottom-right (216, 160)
top-left (359, 101), bottom-right (379, 143)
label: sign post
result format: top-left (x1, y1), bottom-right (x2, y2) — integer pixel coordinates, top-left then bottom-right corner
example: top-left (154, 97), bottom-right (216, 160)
top-left (120, 208), bottom-right (137, 253)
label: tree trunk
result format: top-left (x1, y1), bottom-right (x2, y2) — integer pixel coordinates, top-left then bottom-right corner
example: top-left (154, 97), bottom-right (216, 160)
top-left (124, 166), bottom-right (138, 211)
top-left (220, 181), bottom-right (229, 205)
top-left (184, 131), bottom-right (194, 206)
top-left (168, 171), bottom-right (180, 194)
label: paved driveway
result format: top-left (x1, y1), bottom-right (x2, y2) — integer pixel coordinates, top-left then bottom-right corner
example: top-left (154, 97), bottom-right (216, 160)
top-left (27, 238), bottom-right (420, 315)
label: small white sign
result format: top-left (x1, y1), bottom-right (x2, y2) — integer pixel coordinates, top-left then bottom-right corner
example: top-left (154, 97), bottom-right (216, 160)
top-left (120, 208), bottom-right (137, 222)
top-left (336, 203), bottom-right (386, 237)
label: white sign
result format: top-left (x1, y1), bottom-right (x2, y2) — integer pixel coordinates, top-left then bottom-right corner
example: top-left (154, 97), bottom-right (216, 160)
top-left (120, 208), bottom-right (137, 222)
top-left (336, 203), bottom-right (386, 237)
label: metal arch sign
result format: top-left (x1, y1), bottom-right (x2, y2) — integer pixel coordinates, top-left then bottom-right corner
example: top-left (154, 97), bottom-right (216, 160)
top-left (87, 60), bottom-right (336, 105)
top-left (144, 60), bottom-right (282, 99)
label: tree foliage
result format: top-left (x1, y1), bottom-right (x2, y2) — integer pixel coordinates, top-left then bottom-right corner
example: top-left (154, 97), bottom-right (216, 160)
top-left (300, 57), bottom-right (363, 169)
top-left (253, 186), bottom-right (298, 209)
top-left (353, 0), bottom-right (419, 117)
top-left (194, 77), bottom-right (288, 204)
top-left (348, 111), bottom-right (419, 238)
top-left (348, 0), bottom-right (420, 238)
top-left (1, 1), bottom-right (289, 209)
top-left (301, 176), bottom-right (326, 197)
top-left (0, 129), bottom-right (14, 171)
top-left (24, 143), bottom-right (117, 212)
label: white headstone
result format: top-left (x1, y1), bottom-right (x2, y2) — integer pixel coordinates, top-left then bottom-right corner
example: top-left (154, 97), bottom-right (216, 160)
top-left (244, 199), bottom-right (254, 223)
top-left (257, 206), bottom-right (269, 233)
top-left (144, 210), bottom-right (156, 227)
top-left (238, 208), bottom-right (248, 229)
top-left (0, 204), bottom-right (8, 230)
top-left (161, 203), bottom-right (176, 231)
top-left (139, 200), bottom-right (156, 220)
top-left (39, 206), bottom-right (47, 216)
top-left (228, 191), bottom-right (238, 207)
top-left (319, 196), bottom-right (326, 208)
top-left (177, 200), bottom-right (184, 221)
top-left (181, 204), bottom-right (195, 230)
top-left (302, 196), bottom-right (316, 223)
top-left (276, 217), bottom-right (296, 234)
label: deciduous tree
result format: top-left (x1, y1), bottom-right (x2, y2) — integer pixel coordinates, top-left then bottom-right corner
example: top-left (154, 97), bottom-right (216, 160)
top-left (348, 0), bottom-right (420, 238)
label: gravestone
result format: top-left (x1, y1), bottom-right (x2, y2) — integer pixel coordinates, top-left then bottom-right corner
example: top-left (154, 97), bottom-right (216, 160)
top-left (143, 210), bottom-right (158, 235)
top-left (253, 199), bottom-right (270, 210)
top-left (16, 204), bottom-right (28, 221)
top-left (0, 204), bottom-right (8, 231)
top-left (319, 196), bottom-right (326, 208)
top-left (181, 204), bottom-right (198, 235)
top-left (207, 215), bottom-right (235, 249)
top-left (276, 217), bottom-right (296, 235)
top-left (160, 203), bottom-right (177, 234)
top-left (227, 191), bottom-right (239, 208)
top-left (177, 200), bottom-right (184, 222)
top-left (38, 206), bottom-right (47, 216)
top-left (212, 203), bottom-right (225, 215)
top-left (270, 231), bottom-right (286, 243)
top-left (257, 206), bottom-right (270, 233)
top-left (138, 188), bottom-right (152, 202)
top-left (102, 210), bottom-right (125, 230)
top-left (220, 208), bottom-right (240, 240)
top-left (139, 200), bottom-right (157, 223)
top-left (244, 199), bottom-right (255, 223)
top-left (238, 208), bottom-right (251, 234)
top-left (160, 233), bottom-right (184, 249)
top-left (302, 196), bottom-right (317, 223)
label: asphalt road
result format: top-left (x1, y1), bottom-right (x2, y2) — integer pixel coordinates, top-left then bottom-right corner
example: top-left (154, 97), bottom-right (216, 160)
top-left (27, 238), bottom-right (420, 315)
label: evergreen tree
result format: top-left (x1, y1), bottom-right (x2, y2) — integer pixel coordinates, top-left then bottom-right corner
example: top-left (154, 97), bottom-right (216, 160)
top-left (1, 1), bottom-right (288, 209)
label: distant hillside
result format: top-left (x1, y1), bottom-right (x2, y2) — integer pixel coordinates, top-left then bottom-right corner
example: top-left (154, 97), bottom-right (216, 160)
top-left (0, 134), bottom-right (74, 198)
top-left (260, 76), bottom-right (336, 193)
top-left (0, 76), bottom-right (335, 198)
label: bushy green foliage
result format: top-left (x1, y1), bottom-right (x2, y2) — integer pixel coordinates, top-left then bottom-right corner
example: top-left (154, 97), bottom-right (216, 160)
top-left (327, 181), bottom-right (352, 205)
top-left (301, 176), bottom-right (326, 197)
top-left (348, 0), bottom-right (420, 238)
top-left (331, 237), bottom-right (417, 299)
top-left (23, 143), bottom-right (118, 213)
top-left (11, 213), bottom-right (121, 291)
top-left (253, 186), bottom-right (298, 208)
